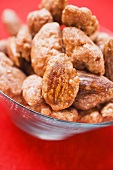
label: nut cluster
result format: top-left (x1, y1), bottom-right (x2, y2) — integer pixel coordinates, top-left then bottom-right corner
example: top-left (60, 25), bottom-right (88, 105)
top-left (0, 0), bottom-right (113, 123)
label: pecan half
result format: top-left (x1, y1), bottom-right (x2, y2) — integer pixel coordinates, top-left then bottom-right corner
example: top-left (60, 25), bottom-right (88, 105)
top-left (0, 64), bottom-right (26, 98)
top-left (73, 71), bottom-right (113, 110)
top-left (63, 27), bottom-right (105, 76)
top-left (22, 74), bottom-right (43, 106)
top-left (62, 5), bottom-right (99, 36)
top-left (27, 8), bottom-right (53, 37)
top-left (42, 53), bottom-right (79, 111)
top-left (31, 22), bottom-right (62, 77)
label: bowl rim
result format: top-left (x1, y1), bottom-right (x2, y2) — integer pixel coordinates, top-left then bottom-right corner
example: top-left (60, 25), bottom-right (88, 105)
top-left (1, 90), bottom-right (113, 128)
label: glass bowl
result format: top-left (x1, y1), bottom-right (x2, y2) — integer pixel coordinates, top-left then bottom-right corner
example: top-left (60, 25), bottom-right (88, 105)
top-left (1, 82), bottom-right (113, 141)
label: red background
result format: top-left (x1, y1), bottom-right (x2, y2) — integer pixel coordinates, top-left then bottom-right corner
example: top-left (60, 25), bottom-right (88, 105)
top-left (0, 0), bottom-right (113, 169)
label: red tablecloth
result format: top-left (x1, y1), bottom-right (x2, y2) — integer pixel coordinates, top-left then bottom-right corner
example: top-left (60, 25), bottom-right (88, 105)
top-left (0, 0), bottom-right (113, 169)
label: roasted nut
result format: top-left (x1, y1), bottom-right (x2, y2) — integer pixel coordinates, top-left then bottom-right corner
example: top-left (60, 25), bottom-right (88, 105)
top-left (94, 32), bottom-right (110, 52)
top-left (22, 74), bottom-right (43, 106)
top-left (73, 71), bottom-right (113, 110)
top-left (39, 0), bottom-right (68, 24)
top-left (62, 5), bottom-right (99, 37)
top-left (78, 108), bottom-right (103, 123)
top-left (0, 52), bottom-right (13, 66)
top-left (100, 102), bottom-right (113, 120)
top-left (51, 107), bottom-right (78, 122)
top-left (31, 22), bottom-right (62, 77)
top-left (0, 64), bottom-right (26, 98)
top-left (16, 25), bottom-right (32, 62)
top-left (63, 27), bottom-right (105, 76)
top-left (7, 36), bottom-right (32, 71)
top-left (0, 39), bottom-right (8, 54)
top-left (27, 8), bottom-right (53, 37)
top-left (7, 37), bottom-right (21, 67)
top-left (2, 9), bottom-right (22, 36)
top-left (103, 38), bottom-right (113, 82)
top-left (42, 53), bottom-right (79, 111)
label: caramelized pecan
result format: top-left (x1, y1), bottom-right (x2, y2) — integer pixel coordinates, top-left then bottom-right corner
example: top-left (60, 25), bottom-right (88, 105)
top-left (73, 71), bottom-right (113, 110)
top-left (27, 8), bottom-right (53, 37)
top-left (31, 22), bottom-right (62, 77)
top-left (22, 74), bottom-right (43, 106)
top-left (63, 27), bottom-right (105, 76)
top-left (42, 53), bottom-right (79, 111)
top-left (62, 5), bottom-right (99, 36)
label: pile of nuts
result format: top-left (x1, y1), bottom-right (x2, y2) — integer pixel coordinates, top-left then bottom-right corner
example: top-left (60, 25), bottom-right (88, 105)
top-left (0, 0), bottom-right (113, 123)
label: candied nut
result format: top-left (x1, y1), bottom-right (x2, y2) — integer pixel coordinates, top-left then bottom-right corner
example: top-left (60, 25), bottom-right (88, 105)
top-left (63, 27), bottom-right (105, 76)
top-left (27, 8), bottom-right (53, 37)
top-left (51, 107), bottom-right (78, 122)
top-left (78, 109), bottom-right (103, 123)
top-left (0, 39), bottom-right (8, 54)
top-left (2, 9), bottom-right (22, 36)
top-left (7, 37), bottom-right (21, 67)
top-left (42, 53), bottom-right (79, 111)
top-left (62, 5), bottom-right (99, 36)
top-left (94, 32), bottom-right (110, 52)
top-left (0, 64), bottom-right (26, 98)
top-left (16, 25), bottom-right (32, 62)
top-left (101, 102), bottom-right (113, 120)
top-left (73, 71), bottom-right (113, 110)
top-left (31, 22), bottom-right (62, 77)
top-left (22, 74), bottom-right (43, 106)
top-left (39, 0), bottom-right (68, 24)
top-left (0, 52), bottom-right (13, 66)
top-left (103, 38), bottom-right (113, 82)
